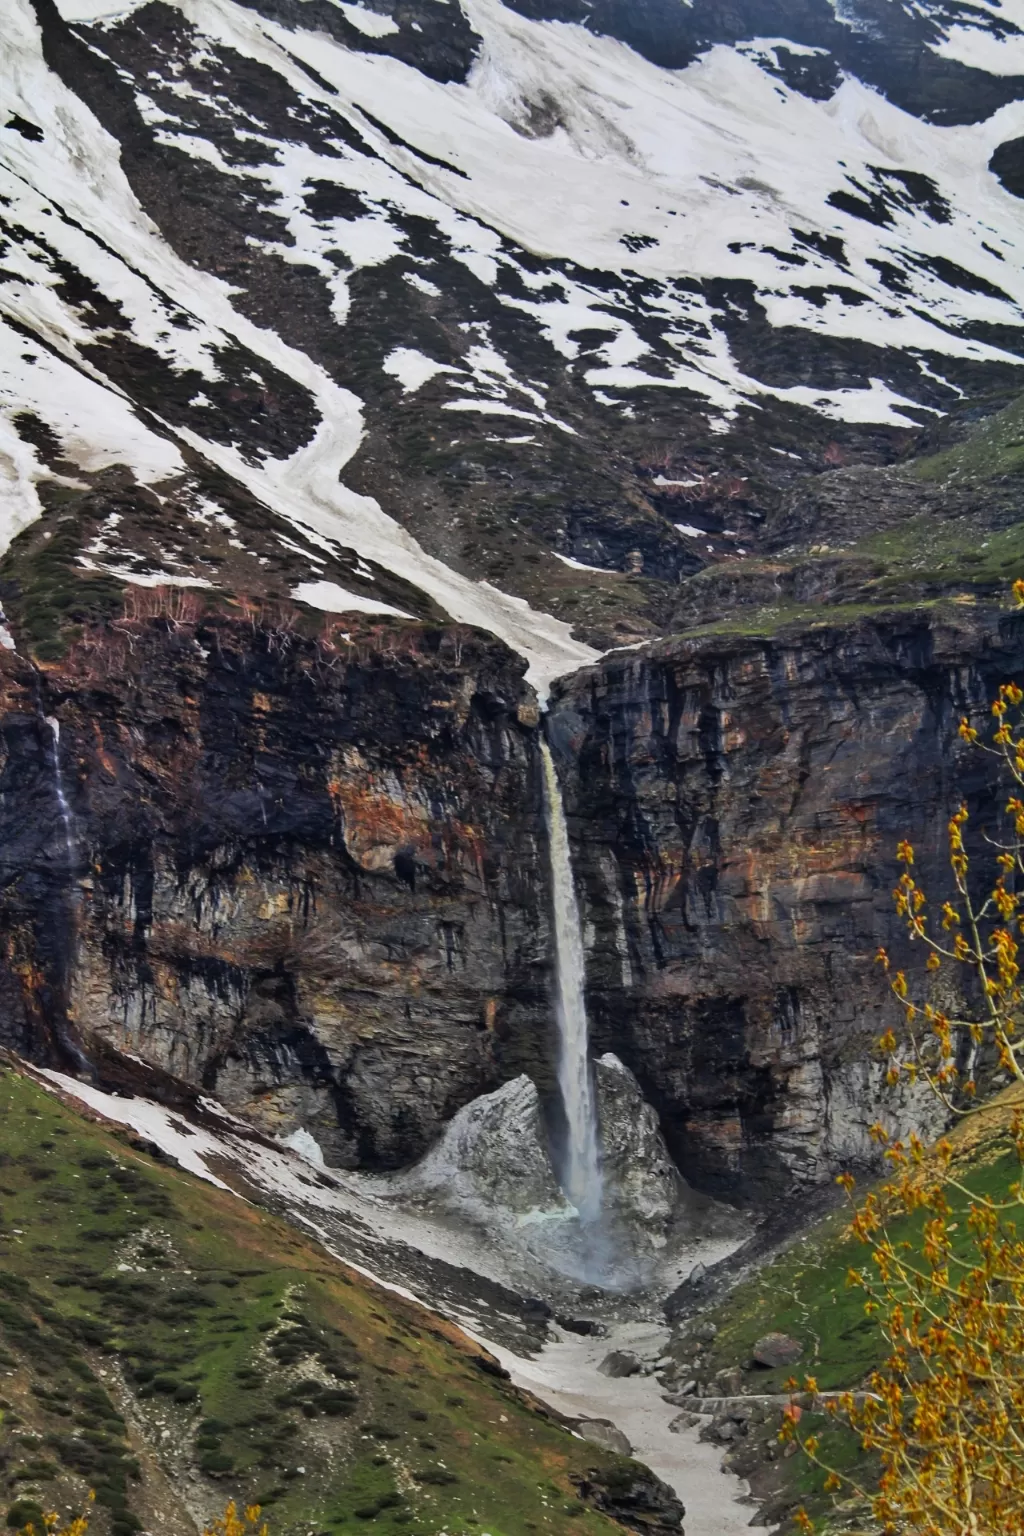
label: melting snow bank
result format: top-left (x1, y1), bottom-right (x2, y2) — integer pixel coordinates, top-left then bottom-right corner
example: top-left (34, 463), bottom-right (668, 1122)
top-left (487, 1324), bottom-right (759, 1536)
top-left (32, 1062), bottom-right (745, 1311)
top-left (2, 0), bottom-right (599, 700)
top-left (386, 1062), bottom-right (746, 1294)
top-left (29, 1065), bottom-right (560, 1349)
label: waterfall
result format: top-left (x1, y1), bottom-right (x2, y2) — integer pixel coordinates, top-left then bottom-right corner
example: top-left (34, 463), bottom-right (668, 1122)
top-left (38, 711), bottom-right (92, 1076)
top-left (539, 740), bottom-right (602, 1226)
top-left (45, 716), bottom-right (75, 866)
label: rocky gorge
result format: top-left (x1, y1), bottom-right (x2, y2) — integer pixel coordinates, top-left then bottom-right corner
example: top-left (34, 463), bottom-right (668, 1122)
top-left (1, 599), bottom-right (1019, 1215)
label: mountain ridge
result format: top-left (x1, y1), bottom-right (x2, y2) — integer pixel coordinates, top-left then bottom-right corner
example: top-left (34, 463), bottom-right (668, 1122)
top-left (5, 0), bottom-right (1024, 673)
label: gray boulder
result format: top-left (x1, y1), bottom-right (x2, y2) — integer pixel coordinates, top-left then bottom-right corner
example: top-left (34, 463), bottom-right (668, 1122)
top-left (594, 1054), bottom-right (684, 1232)
top-left (713, 1367), bottom-right (744, 1395)
top-left (576, 1419), bottom-right (633, 1456)
top-left (393, 1074), bottom-right (570, 1219)
top-left (752, 1331), bottom-right (803, 1369)
top-left (598, 1349), bottom-right (643, 1379)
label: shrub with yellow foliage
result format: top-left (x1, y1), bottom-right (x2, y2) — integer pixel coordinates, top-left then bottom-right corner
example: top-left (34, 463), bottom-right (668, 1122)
top-left (16, 1502), bottom-right (266, 1536)
top-left (784, 581), bottom-right (1024, 1535)
top-left (15, 1511), bottom-right (91, 1536)
top-left (202, 1504), bottom-right (268, 1536)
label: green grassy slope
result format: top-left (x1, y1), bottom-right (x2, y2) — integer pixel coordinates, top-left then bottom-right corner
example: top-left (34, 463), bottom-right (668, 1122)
top-left (0, 1066), bottom-right (653, 1536)
top-left (912, 393), bottom-right (1024, 484)
top-left (668, 1088), bottom-right (1024, 1532)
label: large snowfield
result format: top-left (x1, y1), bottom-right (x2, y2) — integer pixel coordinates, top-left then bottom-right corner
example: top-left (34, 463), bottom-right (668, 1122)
top-left (3, 0), bottom-right (1024, 676)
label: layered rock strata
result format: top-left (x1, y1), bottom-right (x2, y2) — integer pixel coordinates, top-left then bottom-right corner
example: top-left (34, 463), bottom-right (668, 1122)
top-left (0, 614), bottom-right (552, 1168)
top-left (2, 604), bottom-right (1021, 1207)
top-left (549, 606), bottom-right (1024, 1197)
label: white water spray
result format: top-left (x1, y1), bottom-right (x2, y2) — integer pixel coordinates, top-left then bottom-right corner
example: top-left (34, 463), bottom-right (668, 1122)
top-left (44, 716), bottom-right (74, 866)
top-left (540, 741), bottom-right (602, 1226)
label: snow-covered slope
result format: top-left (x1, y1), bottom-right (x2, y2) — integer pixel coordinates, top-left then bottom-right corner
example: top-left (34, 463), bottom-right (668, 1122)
top-left (3, 0), bottom-right (1024, 663)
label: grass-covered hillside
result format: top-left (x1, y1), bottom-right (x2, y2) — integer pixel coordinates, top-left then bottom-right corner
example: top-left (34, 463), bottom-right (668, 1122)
top-left (0, 1065), bottom-right (662, 1536)
top-left (665, 1085), bottom-right (1024, 1532)
top-left (662, 384), bottom-right (1024, 642)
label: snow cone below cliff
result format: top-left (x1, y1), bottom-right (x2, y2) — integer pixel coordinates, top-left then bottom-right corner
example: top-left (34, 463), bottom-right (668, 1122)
top-left (593, 1054), bottom-right (684, 1238)
top-left (392, 1074), bottom-right (572, 1223)
top-left (385, 1057), bottom-right (744, 1294)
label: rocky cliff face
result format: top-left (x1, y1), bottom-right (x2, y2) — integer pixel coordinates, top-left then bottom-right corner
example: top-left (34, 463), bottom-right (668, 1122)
top-left (3, 602), bottom-right (1020, 1209)
top-left (0, 611), bottom-right (561, 1169)
top-left (549, 606), bottom-right (1024, 1199)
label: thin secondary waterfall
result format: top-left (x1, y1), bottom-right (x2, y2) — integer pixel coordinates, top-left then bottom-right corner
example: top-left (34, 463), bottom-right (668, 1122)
top-left (38, 710), bottom-right (92, 1076)
top-left (539, 740), bottom-right (603, 1226)
top-left (45, 716), bottom-right (75, 866)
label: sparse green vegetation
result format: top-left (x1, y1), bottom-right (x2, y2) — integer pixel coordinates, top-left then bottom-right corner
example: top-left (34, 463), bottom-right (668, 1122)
top-left (680, 596), bottom-right (929, 640)
top-left (854, 513), bottom-right (1024, 594)
top-left (0, 485), bottom-right (125, 661)
top-left (0, 1066), bottom-right (635, 1536)
top-left (673, 514), bottom-right (1024, 642)
top-left (678, 1091), bottom-right (1024, 1531)
top-left (911, 392), bottom-right (1024, 483)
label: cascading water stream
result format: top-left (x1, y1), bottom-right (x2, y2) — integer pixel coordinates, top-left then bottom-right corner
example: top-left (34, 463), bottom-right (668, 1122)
top-left (539, 740), bottom-right (603, 1227)
top-left (35, 709), bottom-right (92, 1076)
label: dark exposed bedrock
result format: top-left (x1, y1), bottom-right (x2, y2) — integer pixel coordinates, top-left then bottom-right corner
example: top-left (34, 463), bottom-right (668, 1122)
top-left (499, 0), bottom-right (1024, 124)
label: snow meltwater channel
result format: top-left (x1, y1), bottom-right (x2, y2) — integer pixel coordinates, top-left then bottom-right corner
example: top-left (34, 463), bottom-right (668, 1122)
top-left (2, 0), bottom-right (599, 700)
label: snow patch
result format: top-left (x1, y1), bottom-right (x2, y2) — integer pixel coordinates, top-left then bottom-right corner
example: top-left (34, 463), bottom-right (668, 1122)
top-left (338, 2), bottom-right (400, 38)
top-left (5, 0), bottom-right (598, 697)
top-left (39, 1072), bottom-right (234, 1188)
top-left (491, 1325), bottom-right (753, 1536)
top-left (383, 347), bottom-right (459, 392)
top-left (0, 320), bottom-right (184, 560)
top-left (81, 564), bottom-right (214, 588)
top-left (292, 579), bottom-right (413, 617)
top-left (554, 552), bottom-right (614, 574)
top-left (930, 23), bottom-right (1024, 75)
top-left (284, 1127), bottom-right (327, 1166)
top-left (268, 0), bottom-right (1024, 421)
top-left (54, 0), bottom-right (151, 17)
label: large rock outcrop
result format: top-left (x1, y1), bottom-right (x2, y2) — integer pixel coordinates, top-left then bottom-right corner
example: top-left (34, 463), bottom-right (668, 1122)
top-left (0, 612), bottom-right (556, 1169)
top-left (549, 605), bottom-right (1024, 1198)
top-left (391, 1072), bottom-right (572, 1221)
top-left (380, 1053), bottom-right (736, 1292)
top-left (393, 1053), bottom-right (692, 1235)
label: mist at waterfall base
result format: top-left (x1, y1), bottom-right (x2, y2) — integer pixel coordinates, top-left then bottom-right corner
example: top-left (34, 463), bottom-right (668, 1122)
top-left (537, 742), bottom-right (635, 1288)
